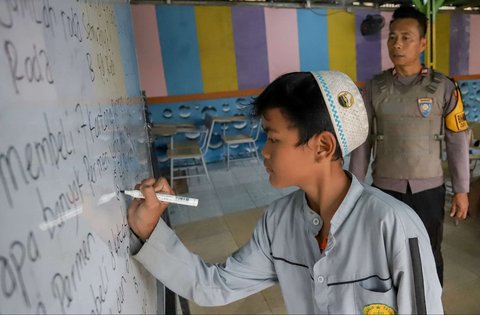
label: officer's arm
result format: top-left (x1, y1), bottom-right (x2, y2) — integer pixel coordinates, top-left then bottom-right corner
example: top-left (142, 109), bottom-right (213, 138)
top-left (349, 81), bottom-right (373, 182)
top-left (444, 78), bottom-right (469, 219)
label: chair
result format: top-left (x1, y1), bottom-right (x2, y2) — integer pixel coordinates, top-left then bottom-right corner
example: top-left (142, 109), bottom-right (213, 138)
top-left (222, 118), bottom-right (261, 170)
top-left (167, 120), bottom-right (214, 188)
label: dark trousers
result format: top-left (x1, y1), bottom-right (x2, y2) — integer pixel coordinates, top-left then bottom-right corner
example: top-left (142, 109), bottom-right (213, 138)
top-left (377, 185), bottom-right (445, 285)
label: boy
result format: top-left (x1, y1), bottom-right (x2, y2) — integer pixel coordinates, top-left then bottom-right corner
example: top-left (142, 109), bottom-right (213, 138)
top-left (128, 71), bottom-right (443, 314)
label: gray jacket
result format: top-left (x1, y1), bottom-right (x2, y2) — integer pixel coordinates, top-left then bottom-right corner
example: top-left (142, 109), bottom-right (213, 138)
top-left (131, 174), bottom-right (443, 314)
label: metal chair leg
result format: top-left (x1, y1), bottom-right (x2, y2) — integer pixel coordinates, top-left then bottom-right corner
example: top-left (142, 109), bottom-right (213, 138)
top-left (227, 144), bottom-right (230, 170)
top-left (200, 155), bottom-right (212, 185)
top-left (170, 157), bottom-right (174, 188)
top-left (252, 142), bottom-right (260, 162)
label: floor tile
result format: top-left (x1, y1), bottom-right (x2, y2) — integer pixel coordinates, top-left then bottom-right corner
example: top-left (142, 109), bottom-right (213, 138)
top-left (210, 169), bottom-right (239, 189)
top-left (215, 185), bottom-right (256, 215)
top-left (167, 205), bottom-right (190, 226)
top-left (188, 190), bottom-right (223, 222)
top-left (182, 230), bottom-right (238, 263)
top-left (231, 165), bottom-right (265, 184)
top-left (244, 179), bottom-right (281, 201)
top-left (262, 284), bottom-right (287, 313)
top-left (187, 174), bottom-right (213, 193)
top-left (175, 216), bottom-right (230, 242)
top-left (443, 252), bottom-right (480, 292)
top-left (226, 157), bottom-right (261, 171)
top-left (223, 208), bottom-right (265, 247)
top-left (443, 278), bottom-right (480, 314)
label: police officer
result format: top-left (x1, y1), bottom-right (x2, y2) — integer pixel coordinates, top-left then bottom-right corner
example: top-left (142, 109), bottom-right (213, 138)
top-left (349, 5), bottom-right (470, 285)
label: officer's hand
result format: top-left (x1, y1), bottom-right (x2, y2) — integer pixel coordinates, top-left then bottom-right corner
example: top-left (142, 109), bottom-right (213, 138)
top-left (127, 177), bottom-right (174, 241)
top-left (450, 192), bottom-right (469, 220)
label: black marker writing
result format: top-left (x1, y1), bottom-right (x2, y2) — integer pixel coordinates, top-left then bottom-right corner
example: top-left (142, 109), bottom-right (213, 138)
top-left (0, 231), bottom-right (41, 307)
top-left (89, 264), bottom-right (109, 315)
top-left (39, 169), bottom-right (84, 239)
top-left (4, 40), bottom-right (54, 94)
top-left (60, 8), bottom-right (82, 43)
top-left (0, 0), bottom-right (56, 33)
top-left (0, 113), bottom-right (75, 208)
top-left (50, 232), bottom-right (95, 313)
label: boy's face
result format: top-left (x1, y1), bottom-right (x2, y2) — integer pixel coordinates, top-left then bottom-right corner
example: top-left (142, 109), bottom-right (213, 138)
top-left (261, 108), bottom-right (316, 188)
top-left (387, 18), bottom-right (426, 68)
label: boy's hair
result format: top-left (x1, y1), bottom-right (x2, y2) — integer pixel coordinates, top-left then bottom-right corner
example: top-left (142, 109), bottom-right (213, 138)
top-left (252, 72), bottom-right (342, 160)
top-left (391, 5), bottom-right (428, 38)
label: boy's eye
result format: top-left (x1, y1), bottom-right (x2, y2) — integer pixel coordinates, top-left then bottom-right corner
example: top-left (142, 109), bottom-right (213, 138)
top-left (268, 137), bottom-right (278, 143)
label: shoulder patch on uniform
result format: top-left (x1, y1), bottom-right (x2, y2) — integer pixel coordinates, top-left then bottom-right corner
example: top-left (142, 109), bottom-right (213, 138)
top-left (363, 303), bottom-right (396, 315)
top-left (445, 86), bottom-right (469, 132)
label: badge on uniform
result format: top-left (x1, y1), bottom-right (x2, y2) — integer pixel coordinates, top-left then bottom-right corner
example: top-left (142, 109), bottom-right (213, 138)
top-left (417, 98), bottom-right (433, 118)
top-left (363, 303), bottom-right (396, 315)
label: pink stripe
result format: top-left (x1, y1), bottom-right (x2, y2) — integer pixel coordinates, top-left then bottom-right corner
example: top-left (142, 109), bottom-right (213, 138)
top-left (264, 8), bottom-right (300, 82)
top-left (469, 15), bottom-right (480, 74)
top-left (381, 11), bottom-right (393, 71)
top-left (131, 5), bottom-right (167, 97)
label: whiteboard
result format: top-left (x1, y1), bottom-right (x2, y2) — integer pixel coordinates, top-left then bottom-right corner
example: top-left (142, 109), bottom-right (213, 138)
top-left (0, 1), bottom-right (157, 314)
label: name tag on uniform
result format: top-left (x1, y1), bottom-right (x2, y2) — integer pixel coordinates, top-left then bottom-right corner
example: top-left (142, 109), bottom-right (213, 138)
top-left (418, 98), bottom-right (433, 118)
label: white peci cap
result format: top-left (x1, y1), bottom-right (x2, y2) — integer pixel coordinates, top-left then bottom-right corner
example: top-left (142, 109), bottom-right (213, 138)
top-left (310, 70), bottom-right (369, 157)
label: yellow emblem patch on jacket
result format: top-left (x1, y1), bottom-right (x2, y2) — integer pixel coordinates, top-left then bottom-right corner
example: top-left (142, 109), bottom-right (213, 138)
top-left (445, 87), bottom-right (468, 132)
top-left (363, 303), bottom-right (396, 315)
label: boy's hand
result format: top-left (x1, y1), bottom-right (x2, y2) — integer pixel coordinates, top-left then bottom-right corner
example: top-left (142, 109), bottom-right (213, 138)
top-left (450, 192), bottom-right (469, 220)
top-left (127, 177), bottom-right (174, 241)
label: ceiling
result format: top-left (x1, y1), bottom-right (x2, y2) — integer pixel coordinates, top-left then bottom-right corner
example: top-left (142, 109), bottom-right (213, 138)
top-left (131, 0), bottom-right (480, 12)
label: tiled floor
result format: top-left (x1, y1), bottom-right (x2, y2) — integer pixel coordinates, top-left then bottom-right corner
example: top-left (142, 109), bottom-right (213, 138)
top-left (166, 157), bottom-right (480, 314)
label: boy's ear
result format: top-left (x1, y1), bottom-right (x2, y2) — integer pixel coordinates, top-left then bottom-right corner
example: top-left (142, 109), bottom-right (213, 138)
top-left (312, 131), bottom-right (337, 161)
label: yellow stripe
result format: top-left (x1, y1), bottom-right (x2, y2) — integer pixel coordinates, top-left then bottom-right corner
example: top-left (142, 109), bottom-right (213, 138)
top-left (195, 6), bottom-right (238, 93)
top-left (327, 10), bottom-right (357, 81)
top-left (435, 12), bottom-right (450, 74)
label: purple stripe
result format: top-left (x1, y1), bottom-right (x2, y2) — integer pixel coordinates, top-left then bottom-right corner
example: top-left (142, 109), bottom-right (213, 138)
top-left (450, 12), bottom-right (470, 76)
top-left (355, 10), bottom-right (382, 82)
top-left (231, 7), bottom-right (269, 90)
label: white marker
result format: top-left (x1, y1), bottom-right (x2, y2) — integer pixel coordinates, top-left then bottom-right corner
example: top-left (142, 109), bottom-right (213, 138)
top-left (121, 190), bottom-right (198, 207)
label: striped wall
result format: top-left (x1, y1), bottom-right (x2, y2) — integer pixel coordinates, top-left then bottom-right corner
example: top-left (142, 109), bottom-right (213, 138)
top-left (231, 7), bottom-right (269, 90)
top-left (131, 5), bottom-right (480, 97)
top-left (435, 12), bottom-right (451, 75)
top-left (131, 6), bottom-right (167, 96)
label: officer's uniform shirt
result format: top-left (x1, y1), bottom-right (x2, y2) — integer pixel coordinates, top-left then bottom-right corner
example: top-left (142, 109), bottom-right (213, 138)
top-left (131, 174), bottom-right (443, 314)
top-left (349, 68), bottom-right (470, 194)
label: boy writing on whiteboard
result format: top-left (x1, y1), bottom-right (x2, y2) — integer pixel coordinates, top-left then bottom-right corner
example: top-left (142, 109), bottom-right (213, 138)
top-left (128, 71), bottom-right (443, 314)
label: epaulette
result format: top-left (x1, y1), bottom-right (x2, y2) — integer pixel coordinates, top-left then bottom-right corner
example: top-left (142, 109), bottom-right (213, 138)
top-left (373, 69), bottom-right (390, 93)
top-left (426, 70), bottom-right (443, 93)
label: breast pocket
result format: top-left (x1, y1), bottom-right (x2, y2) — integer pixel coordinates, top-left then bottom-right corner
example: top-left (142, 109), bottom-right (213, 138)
top-left (354, 276), bottom-right (397, 315)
